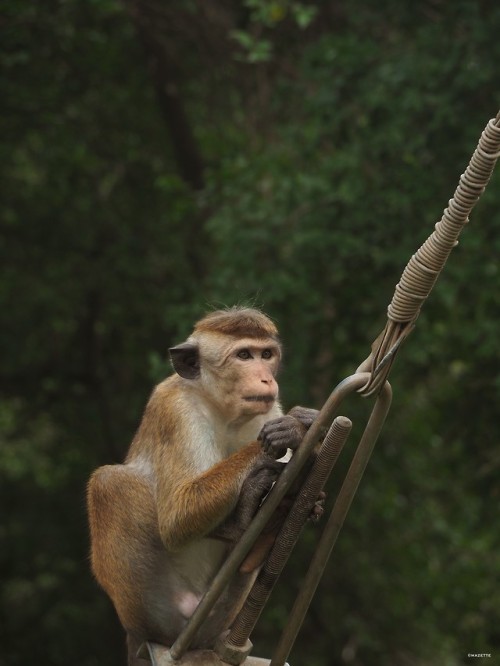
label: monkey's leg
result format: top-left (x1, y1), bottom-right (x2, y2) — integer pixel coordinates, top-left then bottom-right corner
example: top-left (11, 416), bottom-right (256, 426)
top-left (88, 465), bottom-right (183, 652)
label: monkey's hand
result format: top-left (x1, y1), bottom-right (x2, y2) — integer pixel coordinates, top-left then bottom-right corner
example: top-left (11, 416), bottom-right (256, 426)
top-left (258, 415), bottom-right (307, 459)
top-left (239, 485), bottom-right (327, 574)
top-left (287, 406), bottom-right (319, 429)
top-left (237, 455), bottom-right (286, 526)
top-left (211, 455), bottom-right (285, 543)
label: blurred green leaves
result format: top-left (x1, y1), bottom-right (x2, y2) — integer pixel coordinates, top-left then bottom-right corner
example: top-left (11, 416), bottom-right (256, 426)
top-left (2, 1), bottom-right (500, 664)
top-left (231, 0), bottom-right (317, 62)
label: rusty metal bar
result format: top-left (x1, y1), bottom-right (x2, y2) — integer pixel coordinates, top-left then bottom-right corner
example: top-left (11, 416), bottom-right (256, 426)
top-left (270, 381), bottom-right (393, 666)
top-left (222, 416), bottom-right (353, 651)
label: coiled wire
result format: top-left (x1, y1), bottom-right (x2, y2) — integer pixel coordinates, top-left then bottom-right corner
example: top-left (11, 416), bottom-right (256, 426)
top-left (360, 112), bottom-right (500, 396)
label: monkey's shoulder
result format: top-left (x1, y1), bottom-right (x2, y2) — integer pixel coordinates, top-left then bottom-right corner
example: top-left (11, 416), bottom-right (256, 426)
top-left (87, 462), bottom-right (154, 506)
top-left (147, 375), bottom-right (201, 413)
top-left (134, 376), bottom-right (198, 440)
top-left (133, 377), bottom-right (217, 457)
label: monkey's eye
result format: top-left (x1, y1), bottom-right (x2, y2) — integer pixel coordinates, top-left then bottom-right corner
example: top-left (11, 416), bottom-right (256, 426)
top-left (237, 349), bottom-right (252, 360)
top-left (261, 349), bottom-right (273, 360)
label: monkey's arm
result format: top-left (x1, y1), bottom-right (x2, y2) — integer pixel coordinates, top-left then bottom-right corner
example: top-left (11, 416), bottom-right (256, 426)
top-left (156, 442), bottom-right (282, 551)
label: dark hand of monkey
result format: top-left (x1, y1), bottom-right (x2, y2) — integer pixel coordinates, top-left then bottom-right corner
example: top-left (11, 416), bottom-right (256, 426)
top-left (211, 455), bottom-right (285, 543)
top-left (236, 455), bottom-right (286, 526)
top-left (239, 489), bottom-right (327, 573)
top-left (258, 415), bottom-right (307, 458)
top-left (287, 406), bottom-right (319, 429)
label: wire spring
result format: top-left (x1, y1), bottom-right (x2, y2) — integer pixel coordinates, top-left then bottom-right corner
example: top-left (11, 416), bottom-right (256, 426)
top-left (359, 113), bottom-right (500, 397)
top-left (388, 117), bottom-right (500, 323)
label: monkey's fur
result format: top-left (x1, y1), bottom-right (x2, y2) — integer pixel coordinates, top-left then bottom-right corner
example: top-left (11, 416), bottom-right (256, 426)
top-left (87, 308), bottom-right (315, 664)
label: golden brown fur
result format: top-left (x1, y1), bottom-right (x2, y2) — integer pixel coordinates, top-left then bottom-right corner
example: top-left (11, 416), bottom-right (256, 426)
top-left (193, 306), bottom-right (279, 339)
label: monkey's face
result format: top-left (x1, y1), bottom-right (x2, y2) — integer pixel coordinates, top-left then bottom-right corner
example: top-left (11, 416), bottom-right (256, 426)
top-left (201, 336), bottom-right (281, 422)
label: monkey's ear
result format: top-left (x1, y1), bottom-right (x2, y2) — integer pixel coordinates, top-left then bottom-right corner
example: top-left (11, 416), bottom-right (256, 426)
top-left (169, 342), bottom-right (200, 379)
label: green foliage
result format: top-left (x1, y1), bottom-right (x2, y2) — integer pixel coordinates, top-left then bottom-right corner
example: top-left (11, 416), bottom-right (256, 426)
top-left (2, 1), bottom-right (500, 664)
top-left (231, 0), bottom-right (317, 62)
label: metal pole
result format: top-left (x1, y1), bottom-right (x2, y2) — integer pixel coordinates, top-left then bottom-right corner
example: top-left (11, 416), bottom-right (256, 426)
top-left (223, 416), bottom-right (353, 650)
top-left (270, 381), bottom-right (393, 666)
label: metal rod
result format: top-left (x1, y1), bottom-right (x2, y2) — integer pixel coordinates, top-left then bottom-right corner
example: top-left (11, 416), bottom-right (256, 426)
top-left (270, 381), bottom-right (393, 666)
top-left (169, 373), bottom-right (371, 660)
top-left (224, 416), bottom-right (353, 649)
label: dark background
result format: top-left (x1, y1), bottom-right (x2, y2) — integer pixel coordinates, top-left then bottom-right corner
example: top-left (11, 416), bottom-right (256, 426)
top-left (1, 1), bottom-right (500, 664)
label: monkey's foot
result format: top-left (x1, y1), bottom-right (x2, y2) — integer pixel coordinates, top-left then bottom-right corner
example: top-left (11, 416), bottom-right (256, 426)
top-left (138, 641), bottom-right (289, 666)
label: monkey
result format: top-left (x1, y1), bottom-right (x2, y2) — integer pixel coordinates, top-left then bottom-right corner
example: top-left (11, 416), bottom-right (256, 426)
top-left (87, 307), bottom-right (318, 664)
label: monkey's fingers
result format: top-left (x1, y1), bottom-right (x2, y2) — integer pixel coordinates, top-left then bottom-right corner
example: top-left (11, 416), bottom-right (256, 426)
top-left (259, 417), bottom-right (306, 455)
top-left (264, 445), bottom-right (288, 460)
top-left (288, 406), bottom-right (319, 429)
top-left (260, 433), bottom-right (293, 457)
top-left (259, 416), bottom-right (304, 437)
top-left (261, 433), bottom-right (295, 449)
top-left (252, 457), bottom-right (286, 473)
top-left (258, 416), bottom-right (294, 438)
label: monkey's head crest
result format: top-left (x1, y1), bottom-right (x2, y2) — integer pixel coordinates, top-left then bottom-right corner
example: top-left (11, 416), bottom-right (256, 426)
top-left (193, 307), bottom-right (279, 340)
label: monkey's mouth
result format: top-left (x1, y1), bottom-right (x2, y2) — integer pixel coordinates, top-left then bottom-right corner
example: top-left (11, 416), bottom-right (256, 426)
top-left (243, 395), bottom-right (276, 402)
top-left (244, 395), bottom-right (275, 403)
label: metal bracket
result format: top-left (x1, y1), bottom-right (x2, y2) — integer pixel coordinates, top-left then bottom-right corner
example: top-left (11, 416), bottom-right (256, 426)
top-left (138, 642), bottom-right (288, 666)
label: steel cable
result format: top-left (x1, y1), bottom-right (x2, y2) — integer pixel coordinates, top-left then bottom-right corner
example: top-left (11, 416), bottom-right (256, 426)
top-left (360, 112), bottom-right (500, 396)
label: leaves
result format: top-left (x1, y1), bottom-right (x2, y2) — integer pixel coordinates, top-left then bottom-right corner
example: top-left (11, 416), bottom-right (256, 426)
top-left (2, 1), bottom-right (500, 664)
